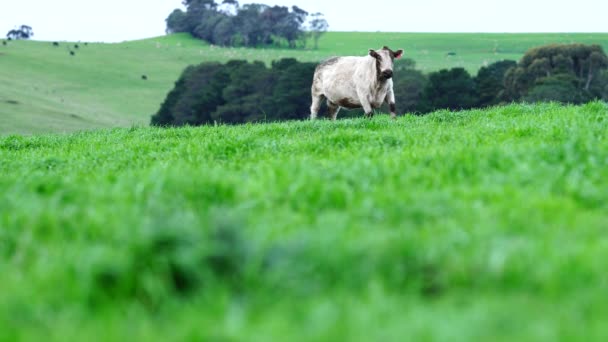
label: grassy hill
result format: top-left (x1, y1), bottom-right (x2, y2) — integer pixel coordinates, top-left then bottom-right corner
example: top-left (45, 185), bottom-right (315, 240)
top-left (1, 32), bottom-right (607, 135)
top-left (1, 103), bottom-right (608, 340)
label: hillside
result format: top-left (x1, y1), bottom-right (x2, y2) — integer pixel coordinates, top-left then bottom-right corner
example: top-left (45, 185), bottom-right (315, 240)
top-left (1, 32), bottom-right (608, 135)
top-left (1, 103), bottom-right (608, 340)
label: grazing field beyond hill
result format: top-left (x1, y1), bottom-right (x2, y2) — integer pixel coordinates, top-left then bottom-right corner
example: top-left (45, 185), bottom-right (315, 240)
top-left (1, 32), bottom-right (607, 135)
top-left (1, 103), bottom-right (607, 340)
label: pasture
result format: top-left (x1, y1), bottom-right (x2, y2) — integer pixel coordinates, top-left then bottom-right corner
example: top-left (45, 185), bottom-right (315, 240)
top-left (1, 32), bottom-right (607, 135)
top-left (1, 102), bottom-right (607, 340)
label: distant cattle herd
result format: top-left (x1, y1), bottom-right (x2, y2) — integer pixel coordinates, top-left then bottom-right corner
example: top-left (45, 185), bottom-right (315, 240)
top-left (1, 39), bottom-right (150, 81)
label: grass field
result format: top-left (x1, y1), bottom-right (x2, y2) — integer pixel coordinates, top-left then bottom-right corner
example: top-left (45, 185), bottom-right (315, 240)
top-left (1, 32), bottom-right (607, 135)
top-left (1, 102), bottom-right (608, 340)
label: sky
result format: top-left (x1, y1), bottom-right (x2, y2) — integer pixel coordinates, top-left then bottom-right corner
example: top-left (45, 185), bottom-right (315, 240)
top-left (1, 0), bottom-right (607, 42)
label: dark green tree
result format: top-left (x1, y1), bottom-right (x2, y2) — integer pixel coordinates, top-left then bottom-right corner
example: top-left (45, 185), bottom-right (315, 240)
top-left (504, 44), bottom-right (608, 103)
top-left (268, 58), bottom-right (317, 120)
top-left (524, 74), bottom-right (582, 103)
top-left (211, 16), bottom-right (235, 46)
top-left (475, 60), bottom-right (517, 107)
top-left (420, 68), bottom-right (477, 113)
top-left (165, 9), bottom-right (188, 34)
top-left (193, 11), bottom-right (226, 42)
top-left (151, 63), bottom-right (228, 125)
top-left (391, 59), bottom-right (428, 114)
top-left (234, 3), bottom-right (269, 46)
top-left (213, 60), bottom-right (271, 123)
top-left (150, 77), bottom-right (187, 126)
top-left (258, 5), bottom-right (308, 47)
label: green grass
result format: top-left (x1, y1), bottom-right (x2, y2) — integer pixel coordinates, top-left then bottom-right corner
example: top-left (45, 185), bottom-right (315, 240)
top-left (2, 102), bottom-right (608, 340)
top-left (1, 32), bottom-right (607, 135)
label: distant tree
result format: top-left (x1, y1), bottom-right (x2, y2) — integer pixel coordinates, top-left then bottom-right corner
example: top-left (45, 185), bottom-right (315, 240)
top-left (214, 60), bottom-right (271, 123)
top-left (18, 25), bottom-right (33, 39)
top-left (420, 67), bottom-right (477, 112)
top-left (151, 76), bottom-right (187, 125)
top-left (288, 6), bottom-right (309, 48)
top-left (234, 3), bottom-right (268, 46)
top-left (392, 59), bottom-right (428, 114)
top-left (165, 9), bottom-right (189, 34)
top-left (475, 60), bottom-right (517, 107)
top-left (193, 11), bottom-right (226, 42)
top-left (504, 44), bottom-right (608, 103)
top-left (6, 30), bottom-right (18, 40)
top-left (165, 1), bottom-right (318, 48)
top-left (151, 62), bottom-right (229, 125)
top-left (212, 16), bottom-right (235, 46)
top-left (260, 6), bottom-right (289, 45)
top-left (524, 74), bottom-right (582, 103)
top-left (258, 5), bottom-right (307, 47)
top-left (6, 25), bottom-right (33, 40)
top-left (268, 58), bottom-right (317, 120)
top-left (170, 0), bottom-right (221, 37)
top-left (307, 12), bottom-right (328, 50)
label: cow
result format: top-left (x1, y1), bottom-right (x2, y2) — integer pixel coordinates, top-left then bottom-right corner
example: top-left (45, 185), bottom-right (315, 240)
top-left (310, 46), bottom-right (403, 120)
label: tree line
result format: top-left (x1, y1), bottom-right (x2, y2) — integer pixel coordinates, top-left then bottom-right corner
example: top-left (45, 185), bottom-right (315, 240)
top-left (152, 43), bottom-right (608, 126)
top-left (166, 0), bottom-right (328, 49)
top-left (152, 58), bottom-right (316, 125)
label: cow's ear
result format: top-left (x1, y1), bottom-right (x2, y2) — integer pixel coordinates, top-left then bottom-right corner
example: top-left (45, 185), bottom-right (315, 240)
top-left (369, 49), bottom-right (380, 59)
top-left (394, 49), bottom-right (404, 59)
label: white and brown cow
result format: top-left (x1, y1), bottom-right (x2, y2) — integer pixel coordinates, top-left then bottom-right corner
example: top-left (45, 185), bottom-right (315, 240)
top-left (310, 46), bottom-right (403, 120)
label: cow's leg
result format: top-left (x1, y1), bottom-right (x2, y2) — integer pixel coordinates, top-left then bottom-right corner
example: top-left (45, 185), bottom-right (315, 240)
top-left (356, 88), bottom-right (374, 118)
top-left (361, 100), bottom-right (374, 119)
top-left (327, 100), bottom-right (341, 121)
top-left (385, 90), bottom-right (397, 119)
top-left (310, 93), bottom-right (324, 120)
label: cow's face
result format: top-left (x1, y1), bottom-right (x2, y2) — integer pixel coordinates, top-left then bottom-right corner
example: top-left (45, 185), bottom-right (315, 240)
top-left (369, 46), bottom-right (404, 80)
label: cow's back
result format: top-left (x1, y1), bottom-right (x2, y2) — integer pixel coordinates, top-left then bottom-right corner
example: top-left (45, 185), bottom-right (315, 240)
top-left (313, 56), bottom-right (363, 103)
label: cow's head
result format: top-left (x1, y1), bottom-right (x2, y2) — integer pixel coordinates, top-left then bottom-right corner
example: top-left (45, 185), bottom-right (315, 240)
top-left (369, 46), bottom-right (404, 80)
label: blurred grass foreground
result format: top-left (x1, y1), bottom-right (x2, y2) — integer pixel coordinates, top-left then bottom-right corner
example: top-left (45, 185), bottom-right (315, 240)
top-left (1, 102), bottom-right (608, 340)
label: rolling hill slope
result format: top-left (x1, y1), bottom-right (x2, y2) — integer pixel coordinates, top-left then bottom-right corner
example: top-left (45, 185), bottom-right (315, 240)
top-left (1, 32), bottom-right (607, 135)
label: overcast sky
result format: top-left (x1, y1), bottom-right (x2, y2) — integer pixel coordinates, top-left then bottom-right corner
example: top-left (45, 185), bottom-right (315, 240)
top-left (1, 0), bottom-right (607, 42)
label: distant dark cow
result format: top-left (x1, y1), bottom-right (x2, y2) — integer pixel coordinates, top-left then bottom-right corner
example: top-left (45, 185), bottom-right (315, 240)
top-left (74, 44), bottom-right (79, 49)
top-left (70, 51), bottom-right (75, 56)
top-left (141, 75), bottom-right (148, 80)
top-left (310, 46), bottom-right (403, 120)
top-left (53, 42), bottom-right (59, 46)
